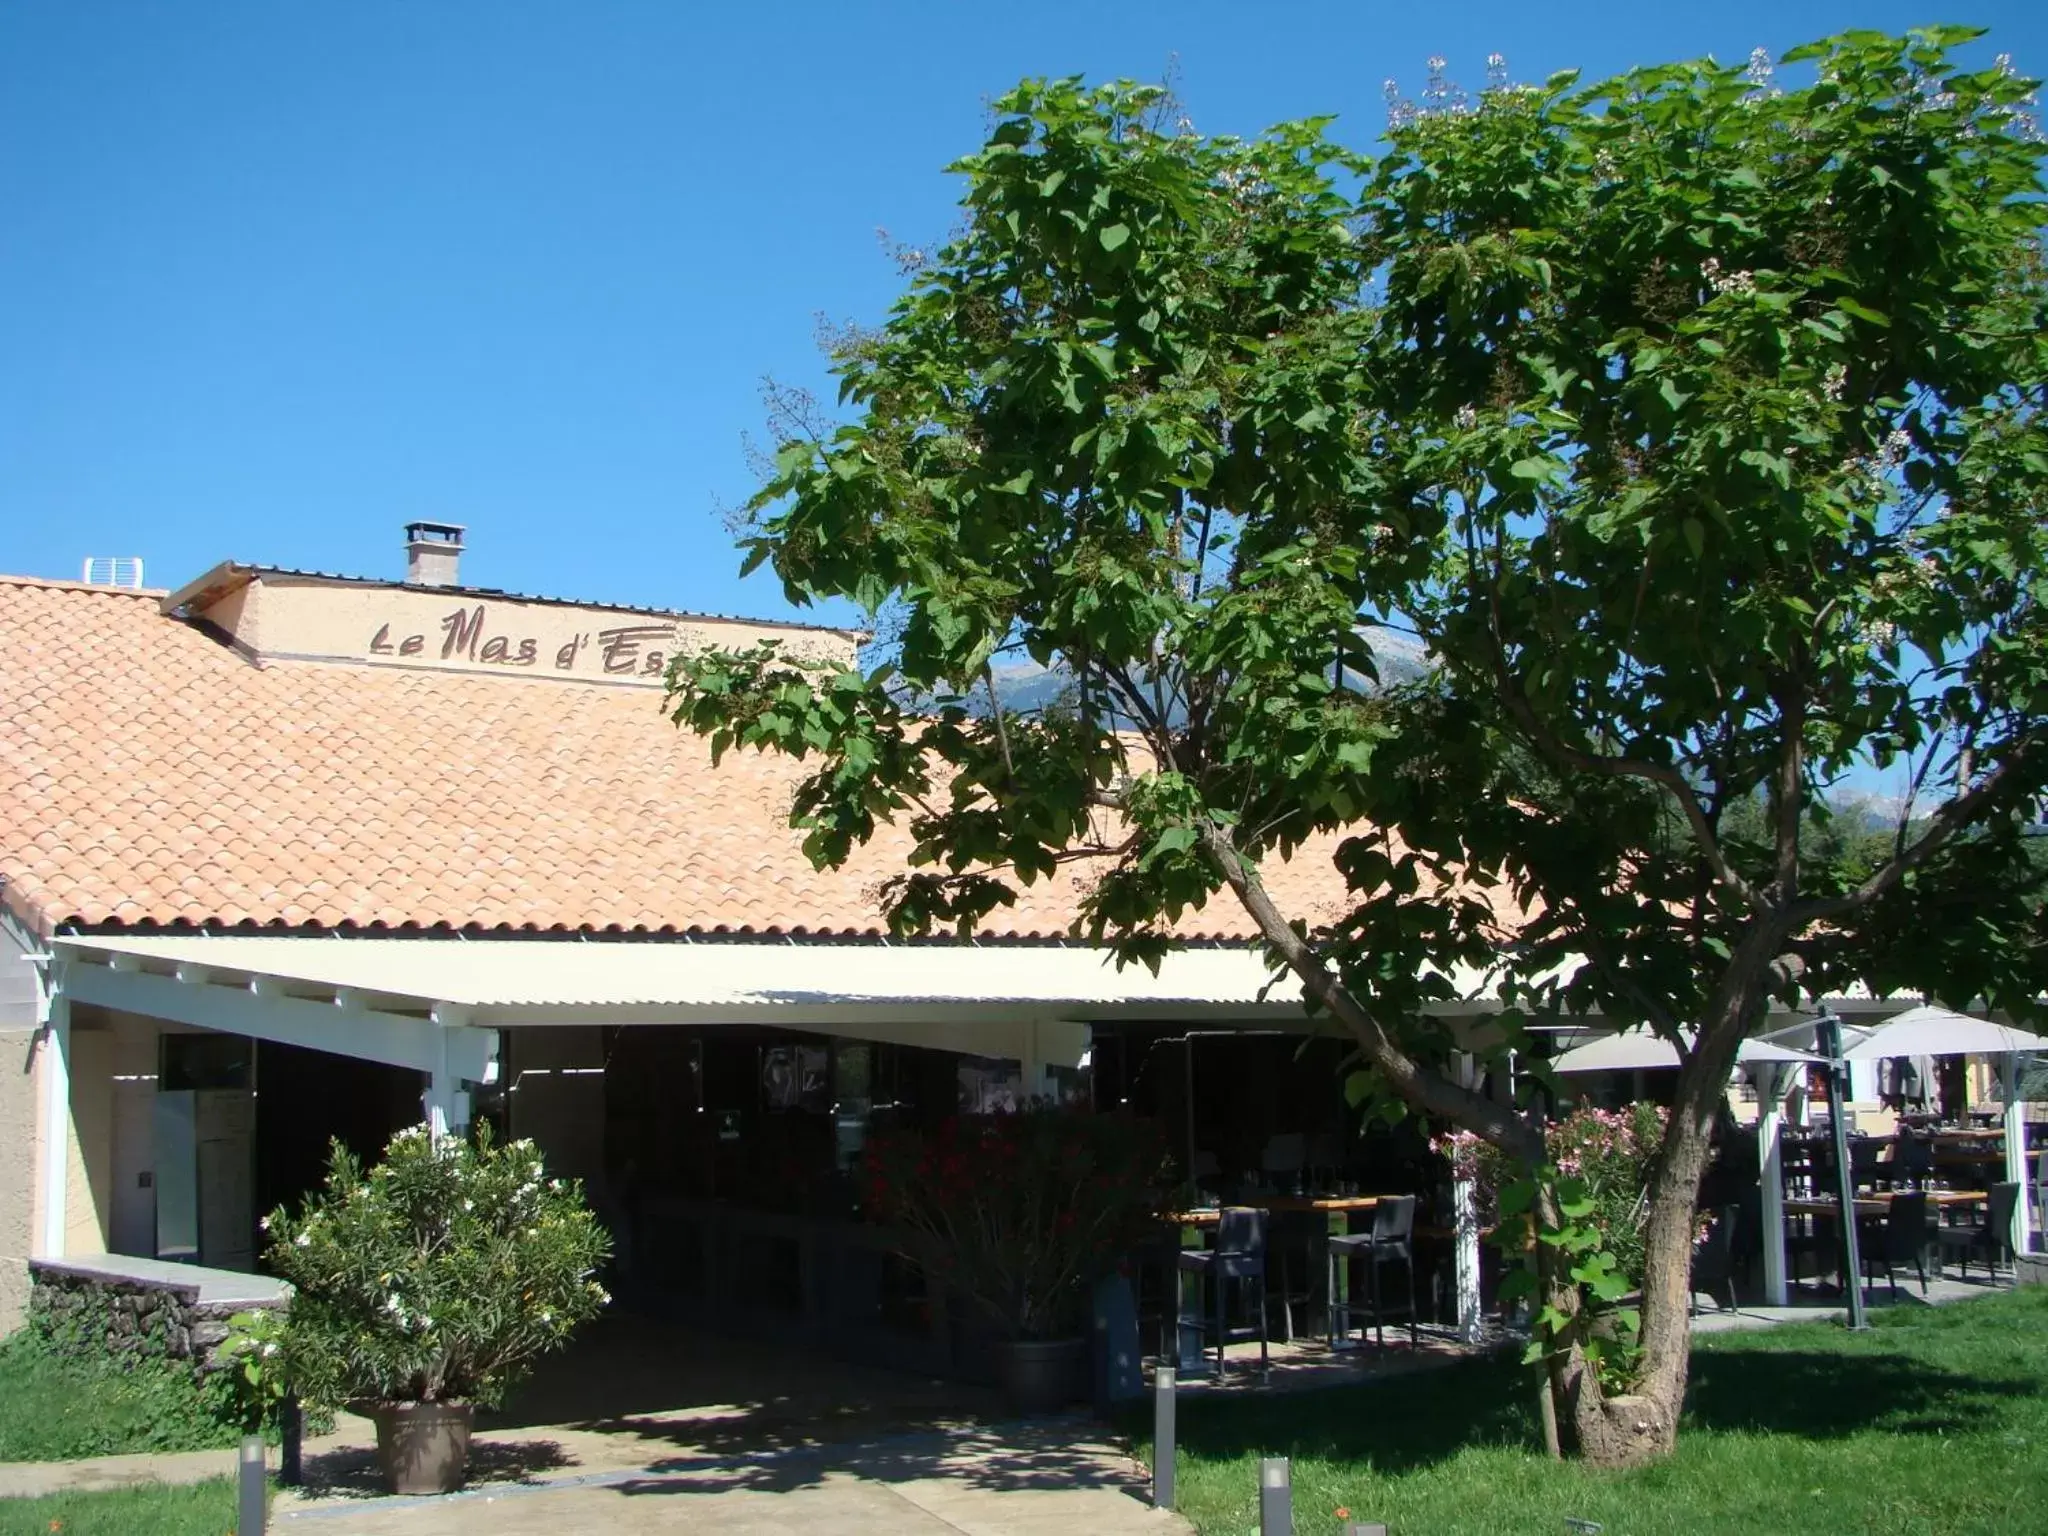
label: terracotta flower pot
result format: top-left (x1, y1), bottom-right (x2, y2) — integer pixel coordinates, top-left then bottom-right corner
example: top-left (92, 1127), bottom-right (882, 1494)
top-left (371, 1399), bottom-right (474, 1494)
top-left (994, 1337), bottom-right (1088, 1414)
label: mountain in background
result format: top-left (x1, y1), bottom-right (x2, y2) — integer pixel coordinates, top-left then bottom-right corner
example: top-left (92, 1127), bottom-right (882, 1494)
top-left (965, 627), bottom-right (1431, 720)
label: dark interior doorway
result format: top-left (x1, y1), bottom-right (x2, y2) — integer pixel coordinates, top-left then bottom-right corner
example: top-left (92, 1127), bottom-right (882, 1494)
top-left (254, 1039), bottom-right (422, 1233)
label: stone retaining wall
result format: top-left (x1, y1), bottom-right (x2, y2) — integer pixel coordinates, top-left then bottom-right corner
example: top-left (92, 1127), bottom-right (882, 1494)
top-left (27, 1259), bottom-right (286, 1372)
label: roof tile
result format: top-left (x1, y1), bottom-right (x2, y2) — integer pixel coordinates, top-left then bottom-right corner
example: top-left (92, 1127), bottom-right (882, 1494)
top-left (0, 574), bottom-right (1356, 940)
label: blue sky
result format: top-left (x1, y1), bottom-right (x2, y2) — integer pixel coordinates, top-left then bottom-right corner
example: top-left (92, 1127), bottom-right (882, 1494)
top-left (3, 3), bottom-right (2041, 625)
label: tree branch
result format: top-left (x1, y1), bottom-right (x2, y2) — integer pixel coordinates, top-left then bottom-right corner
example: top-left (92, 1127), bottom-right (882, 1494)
top-left (1791, 730), bottom-right (2047, 923)
top-left (1469, 547), bottom-right (1766, 913)
top-left (1771, 673), bottom-right (1806, 903)
top-left (982, 663), bottom-right (1015, 776)
top-left (1200, 823), bottom-right (1545, 1163)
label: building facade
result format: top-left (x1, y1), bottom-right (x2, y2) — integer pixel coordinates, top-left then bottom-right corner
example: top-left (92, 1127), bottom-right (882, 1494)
top-left (2, 527), bottom-right (1369, 1347)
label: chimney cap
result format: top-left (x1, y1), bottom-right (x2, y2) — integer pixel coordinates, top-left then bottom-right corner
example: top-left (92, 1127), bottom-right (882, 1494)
top-left (404, 521), bottom-right (466, 546)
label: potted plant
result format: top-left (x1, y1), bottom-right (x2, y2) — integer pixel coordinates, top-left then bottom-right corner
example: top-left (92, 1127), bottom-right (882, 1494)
top-left (263, 1123), bottom-right (611, 1494)
top-left (861, 1105), bottom-right (1173, 1410)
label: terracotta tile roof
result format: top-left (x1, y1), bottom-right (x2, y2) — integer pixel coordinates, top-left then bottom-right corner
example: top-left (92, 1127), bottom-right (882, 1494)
top-left (0, 574), bottom-right (1356, 941)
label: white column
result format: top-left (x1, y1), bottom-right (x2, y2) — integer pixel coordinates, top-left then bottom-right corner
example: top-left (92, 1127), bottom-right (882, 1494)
top-left (2002, 1054), bottom-right (2031, 1254)
top-left (1016, 1019), bottom-right (1089, 1104)
top-left (1755, 1062), bottom-right (1796, 1307)
top-left (1453, 1053), bottom-right (1483, 1341)
top-left (422, 1021), bottom-right (470, 1136)
top-left (1018, 1020), bottom-right (1048, 1102)
top-left (36, 977), bottom-right (71, 1258)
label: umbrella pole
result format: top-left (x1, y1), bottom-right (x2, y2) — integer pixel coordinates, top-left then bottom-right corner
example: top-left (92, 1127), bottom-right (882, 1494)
top-left (1818, 1012), bottom-right (1868, 1329)
top-left (1756, 1062), bottom-right (1792, 1308)
top-left (2003, 1054), bottom-right (2031, 1255)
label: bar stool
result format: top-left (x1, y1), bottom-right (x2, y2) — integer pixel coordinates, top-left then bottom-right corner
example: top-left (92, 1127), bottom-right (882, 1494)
top-left (1265, 1208), bottom-right (1324, 1343)
top-left (1329, 1194), bottom-right (1418, 1349)
top-left (1176, 1206), bottom-right (1269, 1380)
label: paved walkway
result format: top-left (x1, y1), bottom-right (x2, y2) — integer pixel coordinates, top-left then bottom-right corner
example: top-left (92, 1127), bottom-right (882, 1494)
top-left (0, 1415), bottom-right (1184, 1534)
top-left (1690, 1270), bottom-right (2011, 1333)
top-left (271, 1420), bottom-right (1184, 1534)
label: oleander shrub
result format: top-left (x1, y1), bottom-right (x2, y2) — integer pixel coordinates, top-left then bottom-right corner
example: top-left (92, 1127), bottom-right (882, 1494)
top-left (263, 1122), bottom-right (611, 1409)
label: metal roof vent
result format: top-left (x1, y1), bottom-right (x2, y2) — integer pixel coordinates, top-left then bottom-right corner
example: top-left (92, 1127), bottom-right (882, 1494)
top-left (81, 557), bottom-right (145, 588)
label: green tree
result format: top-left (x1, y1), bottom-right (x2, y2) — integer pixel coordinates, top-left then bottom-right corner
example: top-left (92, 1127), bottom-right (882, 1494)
top-left (670, 33), bottom-right (2048, 1464)
top-left (1364, 28), bottom-right (2047, 1459)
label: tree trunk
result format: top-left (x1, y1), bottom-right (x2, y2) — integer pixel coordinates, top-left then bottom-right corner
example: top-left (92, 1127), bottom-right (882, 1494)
top-left (1528, 1182), bottom-right (1676, 1466)
top-left (1202, 821), bottom-right (1782, 1468)
top-left (1566, 934), bottom-right (1779, 1467)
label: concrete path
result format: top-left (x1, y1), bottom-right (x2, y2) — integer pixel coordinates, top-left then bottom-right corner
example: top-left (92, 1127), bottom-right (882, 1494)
top-left (1689, 1270), bottom-right (2012, 1333)
top-left (271, 1421), bottom-right (1185, 1534)
top-left (0, 1443), bottom-right (245, 1500)
top-left (0, 1415), bottom-right (1185, 1534)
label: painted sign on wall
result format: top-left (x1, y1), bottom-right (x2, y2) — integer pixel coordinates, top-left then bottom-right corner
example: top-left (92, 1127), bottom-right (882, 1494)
top-left (369, 605), bottom-right (680, 680)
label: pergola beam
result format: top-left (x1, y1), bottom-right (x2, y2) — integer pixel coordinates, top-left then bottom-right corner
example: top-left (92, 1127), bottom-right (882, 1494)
top-left (62, 956), bottom-right (496, 1081)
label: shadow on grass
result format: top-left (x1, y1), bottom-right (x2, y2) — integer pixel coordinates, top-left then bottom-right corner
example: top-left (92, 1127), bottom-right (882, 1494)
top-left (1684, 1347), bottom-right (2042, 1439)
top-left (1140, 1308), bottom-right (2047, 1476)
top-left (1125, 1352), bottom-right (1543, 1476)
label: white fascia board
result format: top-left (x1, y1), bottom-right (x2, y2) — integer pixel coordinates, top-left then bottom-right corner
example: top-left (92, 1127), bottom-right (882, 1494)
top-left (62, 956), bottom-right (494, 1081)
top-left (468, 998), bottom-right (1320, 1031)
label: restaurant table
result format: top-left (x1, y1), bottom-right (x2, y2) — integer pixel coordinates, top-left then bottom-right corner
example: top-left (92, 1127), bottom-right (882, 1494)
top-left (1170, 1198), bottom-right (1395, 1349)
top-left (1782, 1189), bottom-right (1985, 1220)
top-left (1174, 1195), bottom-right (1385, 1224)
top-left (1782, 1189), bottom-right (1986, 1292)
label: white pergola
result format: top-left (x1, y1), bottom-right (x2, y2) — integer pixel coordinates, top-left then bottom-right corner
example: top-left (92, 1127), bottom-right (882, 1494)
top-left (38, 932), bottom-right (1514, 1336)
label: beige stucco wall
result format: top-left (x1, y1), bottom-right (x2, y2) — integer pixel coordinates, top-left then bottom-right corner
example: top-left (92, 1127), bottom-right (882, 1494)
top-left (196, 575), bottom-right (859, 686)
top-left (0, 923), bottom-right (40, 1333)
top-left (65, 1026), bottom-right (111, 1257)
top-left (106, 1014), bottom-right (160, 1258)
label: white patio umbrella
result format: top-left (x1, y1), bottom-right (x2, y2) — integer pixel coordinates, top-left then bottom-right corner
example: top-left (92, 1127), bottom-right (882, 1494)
top-left (1548, 1028), bottom-right (1822, 1308)
top-left (1549, 1028), bottom-right (1819, 1074)
top-left (1839, 1005), bottom-right (2046, 1254)
top-left (1836, 1004), bottom-right (2048, 1061)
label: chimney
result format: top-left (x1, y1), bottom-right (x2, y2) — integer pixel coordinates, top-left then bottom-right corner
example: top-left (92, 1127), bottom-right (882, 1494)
top-left (404, 522), bottom-right (466, 587)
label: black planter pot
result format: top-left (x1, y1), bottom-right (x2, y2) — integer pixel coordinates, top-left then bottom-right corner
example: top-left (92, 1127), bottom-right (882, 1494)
top-left (994, 1337), bottom-right (1088, 1414)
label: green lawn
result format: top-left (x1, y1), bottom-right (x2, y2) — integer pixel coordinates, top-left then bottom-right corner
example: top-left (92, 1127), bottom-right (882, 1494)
top-left (0, 1479), bottom-right (237, 1536)
top-left (1139, 1286), bottom-right (2048, 1535)
top-left (0, 1333), bottom-right (238, 1462)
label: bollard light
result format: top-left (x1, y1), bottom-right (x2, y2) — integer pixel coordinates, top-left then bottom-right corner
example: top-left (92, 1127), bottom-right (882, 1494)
top-left (238, 1433), bottom-right (267, 1535)
top-left (1259, 1455), bottom-right (1292, 1535)
top-left (279, 1397), bottom-right (303, 1488)
top-left (1152, 1365), bottom-right (1176, 1511)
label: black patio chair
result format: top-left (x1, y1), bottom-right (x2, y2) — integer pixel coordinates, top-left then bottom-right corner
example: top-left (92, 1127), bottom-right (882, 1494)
top-left (1857, 1190), bottom-right (1934, 1299)
top-left (1176, 1206), bottom-right (1269, 1380)
top-left (1940, 1182), bottom-right (2020, 1281)
top-left (2035, 1151), bottom-right (2047, 1250)
top-left (1689, 1203), bottom-right (1740, 1314)
top-left (1328, 1194), bottom-right (1418, 1349)
top-left (1264, 1208), bottom-right (1325, 1344)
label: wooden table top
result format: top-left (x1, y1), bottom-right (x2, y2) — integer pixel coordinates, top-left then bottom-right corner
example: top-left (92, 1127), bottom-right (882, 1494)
top-left (1783, 1190), bottom-right (1986, 1218)
top-left (1174, 1195), bottom-right (1385, 1223)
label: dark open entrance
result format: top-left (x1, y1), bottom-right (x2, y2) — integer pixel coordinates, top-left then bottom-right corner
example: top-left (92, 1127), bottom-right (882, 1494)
top-left (253, 1039), bottom-right (422, 1235)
